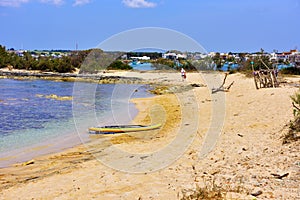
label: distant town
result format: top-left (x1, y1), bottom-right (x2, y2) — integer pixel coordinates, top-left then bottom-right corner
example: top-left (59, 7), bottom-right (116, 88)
top-left (5, 48), bottom-right (300, 66)
top-left (1, 44), bottom-right (300, 74)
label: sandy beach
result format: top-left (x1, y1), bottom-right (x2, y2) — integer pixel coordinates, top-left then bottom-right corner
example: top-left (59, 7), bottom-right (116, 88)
top-left (0, 71), bottom-right (299, 199)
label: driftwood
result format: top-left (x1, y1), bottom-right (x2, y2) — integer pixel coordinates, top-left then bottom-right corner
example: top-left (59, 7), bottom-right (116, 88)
top-left (252, 59), bottom-right (279, 89)
top-left (253, 69), bottom-right (279, 89)
top-left (212, 73), bottom-right (234, 93)
top-left (271, 172), bottom-right (289, 179)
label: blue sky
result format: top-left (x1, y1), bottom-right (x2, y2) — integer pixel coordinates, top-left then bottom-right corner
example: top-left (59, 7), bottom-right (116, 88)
top-left (0, 0), bottom-right (299, 52)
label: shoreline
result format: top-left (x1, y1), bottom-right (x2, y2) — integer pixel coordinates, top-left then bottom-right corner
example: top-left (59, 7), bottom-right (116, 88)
top-left (0, 70), bottom-right (144, 84)
top-left (0, 90), bottom-right (183, 190)
top-left (0, 78), bottom-right (154, 168)
top-left (0, 71), bottom-right (299, 199)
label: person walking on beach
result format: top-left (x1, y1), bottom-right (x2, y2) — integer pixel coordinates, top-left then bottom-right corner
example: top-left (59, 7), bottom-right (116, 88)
top-left (181, 68), bottom-right (186, 81)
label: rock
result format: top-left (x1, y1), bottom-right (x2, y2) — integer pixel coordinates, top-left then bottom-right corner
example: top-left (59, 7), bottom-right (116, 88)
top-left (251, 190), bottom-right (263, 197)
top-left (45, 94), bottom-right (73, 101)
top-left (190, 83), bottom-right (205, 87)
top-left (209, 169), bottom-right (220, 175)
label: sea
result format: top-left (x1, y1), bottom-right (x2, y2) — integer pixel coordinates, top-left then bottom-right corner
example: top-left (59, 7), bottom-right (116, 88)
top-left (0, 78), bottom-right (152, 167)
top-left (129, 62), bottom-right (154, 71)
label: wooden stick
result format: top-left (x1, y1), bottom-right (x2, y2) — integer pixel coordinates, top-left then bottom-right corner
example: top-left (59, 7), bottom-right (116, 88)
top-left (260, 58), bottom-right (270, 70)
top-left (226, 81), bottom-right (234, 90)
top-left (212, 73), bottom-right (234, 93)
top-left (221, 73), bottom-right (228, 88)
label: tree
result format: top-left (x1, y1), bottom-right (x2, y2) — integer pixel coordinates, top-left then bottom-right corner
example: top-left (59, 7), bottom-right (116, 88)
top-left (212, 52), bottom-right (223, 69)
top-left (107, 60), bottom-right (132, 70)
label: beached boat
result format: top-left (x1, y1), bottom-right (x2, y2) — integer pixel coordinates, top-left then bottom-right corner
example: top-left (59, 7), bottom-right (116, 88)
top-left (88, 123), bottom-right (162, 134)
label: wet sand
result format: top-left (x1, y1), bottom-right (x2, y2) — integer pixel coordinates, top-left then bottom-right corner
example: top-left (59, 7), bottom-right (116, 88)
top-left (0, 71), bottom-right (299, 199)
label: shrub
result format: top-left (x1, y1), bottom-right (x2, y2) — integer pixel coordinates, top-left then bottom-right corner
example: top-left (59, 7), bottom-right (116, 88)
top-left (291, 91), bottom-right (300, 117)
top-left (107, 60), bottom-right (132, 70)
top-left (179, 183), bottom-right (224, 200)
top-left (281, 67), bottom-right (300, 75)
top-left (283, 91), bottom-right (300, 144)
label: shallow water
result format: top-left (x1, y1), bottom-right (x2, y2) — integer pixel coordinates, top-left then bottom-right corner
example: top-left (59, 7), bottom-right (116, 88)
top-left (0, 79), bottom-right (152, 166)
top-left (129, 62), bottom-right (154, 71)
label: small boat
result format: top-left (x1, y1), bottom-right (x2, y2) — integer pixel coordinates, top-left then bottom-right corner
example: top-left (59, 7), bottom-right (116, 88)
top-left (88, 123), bottom-right (162, 134)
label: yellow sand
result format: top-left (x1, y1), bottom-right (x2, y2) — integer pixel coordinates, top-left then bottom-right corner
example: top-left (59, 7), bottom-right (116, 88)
top-left (0, 72), bottom-right (299, 199)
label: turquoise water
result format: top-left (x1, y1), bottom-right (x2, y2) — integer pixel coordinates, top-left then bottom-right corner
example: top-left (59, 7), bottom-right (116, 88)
top-left (0, 79), bottom-right (152, 160)
top-left (220, 63), bottom-right (239, 71)
top-left (220, 63), bottom-right (293, 71)
top-left (129, 62), bottom-right (154, 70)
top-left (276, 64), bottom-right (294, 70)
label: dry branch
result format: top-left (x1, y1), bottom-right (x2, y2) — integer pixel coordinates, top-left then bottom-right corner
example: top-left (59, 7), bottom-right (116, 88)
top-left (292, 102), bottom-right (300, 112)
top-left (212, 73), bottom-right (234, 94)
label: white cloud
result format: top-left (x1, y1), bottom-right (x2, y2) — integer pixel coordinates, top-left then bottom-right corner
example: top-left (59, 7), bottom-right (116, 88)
top-left (73, 0), bottom-right (90, 6)
top-left (0, 0), bottom-right (29, 7)
top-left (122, 0), bottom-right (157, 8)
top-left (0, 0), bottom-right (66, 7)
top-left (39, 0), bottom-right (64, 6)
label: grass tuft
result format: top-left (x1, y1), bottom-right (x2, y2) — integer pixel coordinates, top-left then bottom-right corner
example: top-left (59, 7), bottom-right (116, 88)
top-left (179, 180), bottom-right (225, 200)
top-left (283, 91), bottom-right (300, 144)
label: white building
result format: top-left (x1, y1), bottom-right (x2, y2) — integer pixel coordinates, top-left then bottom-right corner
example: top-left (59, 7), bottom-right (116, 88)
top-left (163, 52), bottom-right (187, 60)
top-left (130, 56), bottom-right (150, 60)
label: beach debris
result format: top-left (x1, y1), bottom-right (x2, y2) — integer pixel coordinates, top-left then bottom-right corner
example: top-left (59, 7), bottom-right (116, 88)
top-left (22, 159), bottom-right (35, 166)
top-left (212, 73), bottom-right (234, 94)
top-left (251, 190), bottom-right (263, 197)
top-left (190, 83), bottom-right (206, 87)
top-left (140, 156), bottom-right (149, 160)
top-left (209, 169), bottom-right (220, 175)
top-left (237, 133), bottom-right (243, 137)
top-left (253, 69), bottom-right (279, 89)
top-left (271, 172), bottom-right (289, 179)
top-left (252, 59), bottom-right (279, 89)
top-left (24, 176), bottom-right (39, 181)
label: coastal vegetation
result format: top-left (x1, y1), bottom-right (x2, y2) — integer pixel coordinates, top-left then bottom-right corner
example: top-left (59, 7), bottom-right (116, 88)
top-left (280, 67), bottom-right (300, 75)
top-left (78, 49), bottom-right (131, 73)
top-left (0, 45), bottom-right (132, 73)
top-left (1, 44), bottom-right (300, 75)
top-left (0, 45), bottom-right (78, 73)
top-left (283, 90), bottom-right (300, 144)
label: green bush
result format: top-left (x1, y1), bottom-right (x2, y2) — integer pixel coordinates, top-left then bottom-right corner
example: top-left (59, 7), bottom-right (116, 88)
top-left (107, 60), bottom-right (132, 70)
top-left (291, 91), bottom-right (300, 117)
top-left (283, 91), bottom-right (300, 144)
top-left (281, 67), bottom-right (300, 75)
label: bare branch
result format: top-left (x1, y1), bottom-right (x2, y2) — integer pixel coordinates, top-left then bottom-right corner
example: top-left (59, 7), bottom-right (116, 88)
top-left (292, 102), bottom-right (300, 111)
